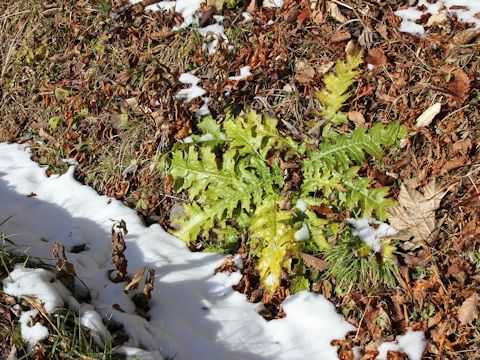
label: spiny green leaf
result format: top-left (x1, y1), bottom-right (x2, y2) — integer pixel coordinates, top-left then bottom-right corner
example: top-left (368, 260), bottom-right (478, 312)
top-left (344, 178), bottom-right (395, 221)
top-left (315, 51), bottom-right (363, 125)
top-left (196, 115), bottom-right (225, 142)
top-left (224, 111), bottom-right (279, 159)
top-left (251, 196), bottom-right (298, 291)
top-left (168, 111), bottom-right (286, 245)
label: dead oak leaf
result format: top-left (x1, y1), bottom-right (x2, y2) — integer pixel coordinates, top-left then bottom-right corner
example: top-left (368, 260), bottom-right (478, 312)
top-left (447, 68), bottom-right (471, 105)
top-left (387, 180), bottom-right (446, 250)
top-left (366, 47), bottom-right (388, 66)
top-left (295, 60), bottom-right (315, 84)
top-left (458, 293), bottom-right (479, 325)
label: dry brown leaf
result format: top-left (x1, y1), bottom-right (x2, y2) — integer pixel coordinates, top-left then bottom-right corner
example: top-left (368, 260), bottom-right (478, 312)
top-left (296, 7), bottom-right (311, 28)
top-left (326, 1), bottom-right (347, 23)
top-left (330, 30), bottom-right (351, 43)
top-left (458, 293), bottom-right (479, 325)
top-left (366, 47), bottom-right (388, 66)
top-left (111, 220), bottom-right (128, 282)
top-left (295, 60), bottom-right (315, 84)
top-left (316, 61), bottom-right (335, 75)
top-left (447, 68), bottom-right (471, 105)
top-left (299, 252), bottom-right (329, 271)
top-left (52, 241), bottom-right (76, 276)
top-left (387, 180), bottom-right (446, 250)
top-left (452, 29), bottom-right (480, 46)
top-left (415, 102), bottom-right (442, 128)
top-left (247, 0), bottom-right (257, 13)
top-left (426, 13), bottom-right (448, 27)
top-left (347, 111), bottom-right (365, 125)
top-left (125, 267), bottom-right (146, 292)
top-left (358, 27), bottom-right (375, 48)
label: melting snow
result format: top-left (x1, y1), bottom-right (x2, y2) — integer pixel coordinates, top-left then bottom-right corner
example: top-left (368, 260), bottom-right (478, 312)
top-left (377, 328), bottom-right (426, 360)
top-left (228, 66), bottom-right (253, 81)
top-left (130, 0), bottom-right (201, 29)
top-left (294, 223), bottom-right (310, 241)
top-left (0, 143), bottom-right (356, 359)
top-left (295, 199), bottom-right (308, 212)
top-left (19, 310), bottom-right (49, 349)
top-left (347, 218), bottom-right (398, 253)
top-left (395, 0), bottom-right (480, 35)
top-left (3, 266), bottom-right (71, 313)
top-left (198, 23), bottom-right (229, 55)
top-left (175, 73), bottom-right (206, 102)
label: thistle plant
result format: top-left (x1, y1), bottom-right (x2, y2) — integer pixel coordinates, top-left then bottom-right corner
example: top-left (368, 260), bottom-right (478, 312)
top-left (164, 52), bottom-right (407, 294)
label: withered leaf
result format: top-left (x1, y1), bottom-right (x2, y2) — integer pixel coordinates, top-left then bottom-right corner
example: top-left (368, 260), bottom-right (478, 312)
top-left (426, 13), bottom-right (447, 27)
top-left (366, 47), bottom-right (388, 66)
top-left (358, 27), bottom-right (375, 48)
top-left (387, 180), bottom-right (446, 250)
top-left (296, 7), bottom-right (311, 28)
top-left (330, 30), bottom-right (351, 43)
top-left (326, 2), bottom-right (347, 23)
top-left (125, 267), bottom-right (146, 292)
top-left (311, 204), bottom-right (338, 220)
top-left (447, 69), bottom-right (471, 105)
top-left (458, 293), bottom-right (479, 325)
top-left (415, 102), bottom-right (442, 128)
top-left (299, 252), bottom-right (329, 271)
top-left (347, 111), bottom-right (365, 125)
top-left (295, 60), bottom-right (315, 84)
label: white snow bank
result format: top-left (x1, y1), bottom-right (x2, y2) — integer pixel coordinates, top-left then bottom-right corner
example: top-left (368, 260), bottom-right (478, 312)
top-left (377, 328), bottom-right (426, 360)
top-left (2, 265), bottom-right (118, 350)
top-left (395, 0), bottom-right (480, 35)
top-left (0, 143), bottom-right (355, 359)
top-left (228, 66), bottom-right (253, 81)
top-left (347, 218), bottom-right (398, 253)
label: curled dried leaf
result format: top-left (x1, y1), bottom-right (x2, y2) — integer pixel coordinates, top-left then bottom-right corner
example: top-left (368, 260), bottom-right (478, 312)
top-left (111, 220), bottom-right (128, 282)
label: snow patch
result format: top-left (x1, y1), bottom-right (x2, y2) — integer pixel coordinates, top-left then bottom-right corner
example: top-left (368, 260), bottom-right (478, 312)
top-left (179, 73), bottom-right (201, 86)
top-left (228, 66), bottom-right (253, 81)
top-left (294, 223), bottom-right (310, 241)
top-left (233, 254), bottom-right (243, 269)
top-left (198, 24), bottom-right (228, 55)
top-left (3, 266), bottom-right (71, 313)
top-left (295, 199), bottom-right (308, 212)
top-left (196, 97), bottom-right (211, 116)
top-left (19, 310), bottom-right (49, 349)
top-left (347, 217), bottom-right (398, 252)
top-left (377, 328), bottom-right (426, 360)
top-left (2, 265), bottom-right (115, 349)
top-left (176, 73), bottom-right (206, 102)
top-left (133, 0), bottom-right (201, 29)
top-left (241, 12), bottom-right (253, 22)
top-left (395, 1), bottom-right (480, 36)
top-left (117, 346), bottom-right (164, 360)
